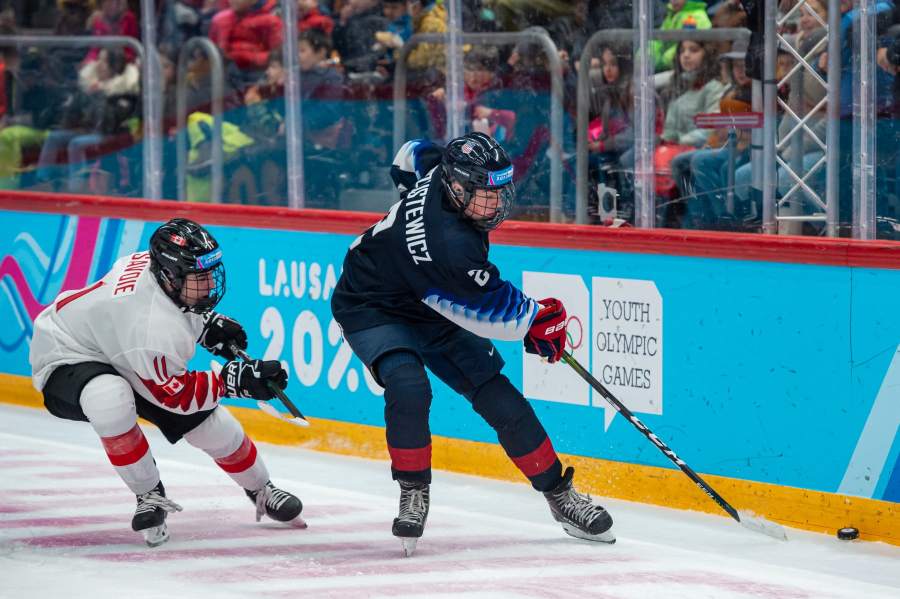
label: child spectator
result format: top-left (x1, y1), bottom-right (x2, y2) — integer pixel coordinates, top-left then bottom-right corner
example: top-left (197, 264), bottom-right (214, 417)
top-left (651, 0), bottom-right (712, 72)
top-left (298, 0), bottom-right (334, 35)
top-left (645, 39), bottom-right (725, 223)
top-left (373, 0), bottom-right (412, 60)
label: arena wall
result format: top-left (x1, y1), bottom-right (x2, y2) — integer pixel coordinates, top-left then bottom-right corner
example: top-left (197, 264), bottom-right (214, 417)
top-left (1, 190), bottom-right (899, 544)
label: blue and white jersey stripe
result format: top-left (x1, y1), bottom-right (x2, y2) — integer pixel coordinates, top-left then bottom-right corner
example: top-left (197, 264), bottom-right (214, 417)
top-left (393, 139), bottom-right (438, 179)
top-left (422, 281), bottom-right (540, 340)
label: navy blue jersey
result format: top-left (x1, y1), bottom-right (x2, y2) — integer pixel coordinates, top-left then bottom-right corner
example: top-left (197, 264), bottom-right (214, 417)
top-left (331, 139), bottom-right (539, 339)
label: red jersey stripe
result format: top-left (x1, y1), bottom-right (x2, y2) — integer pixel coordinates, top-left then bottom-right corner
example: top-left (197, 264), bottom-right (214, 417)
top-left (55, 281), bottom-right (104, 312)
top-left (139, 370), bottom-right (223, 413)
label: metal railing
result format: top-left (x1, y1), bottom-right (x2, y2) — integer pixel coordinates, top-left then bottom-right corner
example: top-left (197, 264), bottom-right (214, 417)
top-left (575, 28), bottom-right (752, 226)
top-left (175, 37), bottom-right (225, 204)
top-left (393, 31), bottom-right (565, 222)
top-left (0, 34), bottom-right (152, 196)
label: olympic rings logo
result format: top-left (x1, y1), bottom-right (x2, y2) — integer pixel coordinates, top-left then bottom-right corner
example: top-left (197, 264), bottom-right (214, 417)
top-left (566, 315), bottom-right (584, 350)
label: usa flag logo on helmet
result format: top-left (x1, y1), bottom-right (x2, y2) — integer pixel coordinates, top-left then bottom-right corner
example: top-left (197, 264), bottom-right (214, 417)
top-left (461, 141), bottom-right (475, 154)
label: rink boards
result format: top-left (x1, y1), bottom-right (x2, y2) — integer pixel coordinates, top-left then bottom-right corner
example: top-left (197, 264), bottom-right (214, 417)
top-left (1, 191), bottom-right (899, 544)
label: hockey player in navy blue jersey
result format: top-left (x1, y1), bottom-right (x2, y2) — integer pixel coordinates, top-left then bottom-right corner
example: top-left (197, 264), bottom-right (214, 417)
top-left (332, 132), bottom-right (614, 556)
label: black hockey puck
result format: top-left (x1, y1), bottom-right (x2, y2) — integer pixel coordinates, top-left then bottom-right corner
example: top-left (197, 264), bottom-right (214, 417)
top-left (836, 527), bottom-right (859, 540)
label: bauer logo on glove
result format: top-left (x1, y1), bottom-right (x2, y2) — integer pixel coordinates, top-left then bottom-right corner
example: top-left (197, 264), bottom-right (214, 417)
top-left (222, 359), bottom-right (288, 400)
top-left (524, 298), bottom-right (567, 363)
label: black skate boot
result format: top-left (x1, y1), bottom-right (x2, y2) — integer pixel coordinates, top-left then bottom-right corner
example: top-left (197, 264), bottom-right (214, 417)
top-left (245, 481), bottom-right (305, 526)
top-left (543, 467), bottom-right (615, 544)
top-left (131, 481), bottom-right (183, 547)
top-left (392, 480), bottom-right (430, 557)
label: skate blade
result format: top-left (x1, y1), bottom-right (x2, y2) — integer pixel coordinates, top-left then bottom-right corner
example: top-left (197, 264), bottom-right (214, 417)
top-left (290, 516), bottom-right (309, 529)
top-left (561, 523), bottom-right (616, 544)
top-left (400, 537), bottom-right (418, 557)
top-left (142, 524), bottom-right (169, 547)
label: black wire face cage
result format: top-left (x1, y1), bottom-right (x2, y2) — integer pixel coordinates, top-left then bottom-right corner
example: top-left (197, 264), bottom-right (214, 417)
top-left (180, 262), bottom-right (226, 314)
top-left (461, 183), bottom-right (515, 231)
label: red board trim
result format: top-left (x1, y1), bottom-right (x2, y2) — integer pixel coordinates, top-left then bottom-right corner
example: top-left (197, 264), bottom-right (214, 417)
top-left (3, 190), bottom-right (900, 270)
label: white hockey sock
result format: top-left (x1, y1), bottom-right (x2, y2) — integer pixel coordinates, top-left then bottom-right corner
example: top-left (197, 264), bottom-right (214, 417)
top-left (184, 406), bottom-right (269, 491)
top-left (80, 374), bottom-right (160, 495)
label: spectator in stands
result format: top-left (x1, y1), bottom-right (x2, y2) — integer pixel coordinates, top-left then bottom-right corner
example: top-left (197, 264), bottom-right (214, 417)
top-left (587, 45), bottom-right (636, 162)
top-left (787, 0), bottom-right (827, 50)
top-left (296, 28), bottom-right (346, 148)
top-left (877, 4), bottom-right (899, 108)
top-left (241, 50), bottom-right (287, 143)
top-left (710, 0), bottom-right (748, 75)
top-left (660, 40), bottom-right (726, 149)
top-left (623, 39), bottom-right (724, 225)
top-left (406, 0), bottom-right (447, 73)
top-left (209, 0), bottom-right (284, 91)
top-left (428, 46), bottom-right (516, 143)
top-left (0, 24), bottom-right (51, 189)
top-left (298, 0), bottom-right (334, 35)
top-left (56, 0), bottom-right (94, 36)
top-left (675, 38), bottom-right (753, 228)
top-left (86, 0), bottom-right (139, 63)
top-left (372, 0), bottom-right (412, 63)
top-left (239, 29), bottom-right (344, 148)
top-left (172, 1), bottom-right (224, 43)
top-left (547, 0), bottom-right (592, 72)
top-left (818, 0), bottom-right (895, 235)
top-left (332, 0), bottom-right (387, 74)
top-left (652, 0), bottom-right (712, 72)
top-left (463, 0), bottom-right (500, 33)
top-left (36, 47), bottom-right (140, 193)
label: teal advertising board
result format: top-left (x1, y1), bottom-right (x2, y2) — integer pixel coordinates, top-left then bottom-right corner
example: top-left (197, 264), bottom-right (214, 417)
top-left (2, 209), bottom-right (899, 505)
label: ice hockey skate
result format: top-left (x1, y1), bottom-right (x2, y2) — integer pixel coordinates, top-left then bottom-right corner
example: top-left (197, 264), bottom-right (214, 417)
top-left (543, 467), bottom-right (615, 543)
top-left (392, 480), bottom-right (430, 557)
top-left (131, 481), bottom-right (183, 547)
top-left (245, 480), bottom-right (306, 527)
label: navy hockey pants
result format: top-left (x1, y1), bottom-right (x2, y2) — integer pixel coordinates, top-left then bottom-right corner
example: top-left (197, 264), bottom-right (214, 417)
top-left (343, 321), bottom-right (563, 492)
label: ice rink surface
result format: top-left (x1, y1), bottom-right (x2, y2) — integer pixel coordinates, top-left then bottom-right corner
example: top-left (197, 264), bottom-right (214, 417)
top-left (2, 403), bottom-right (899, 599)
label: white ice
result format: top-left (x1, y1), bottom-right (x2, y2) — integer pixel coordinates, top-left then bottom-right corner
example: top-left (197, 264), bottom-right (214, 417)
top-left (1, 402), bottom-right (899, 599)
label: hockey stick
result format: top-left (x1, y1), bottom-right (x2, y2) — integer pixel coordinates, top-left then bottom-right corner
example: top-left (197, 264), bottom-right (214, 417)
top-left (561, 351), bottom-right (787, 541)
top-left (230, 345), bottom-right (310, 427)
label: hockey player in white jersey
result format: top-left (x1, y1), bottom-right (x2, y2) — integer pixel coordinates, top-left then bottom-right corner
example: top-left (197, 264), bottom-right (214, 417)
top-left (29, 218), bottom-right (303, 547)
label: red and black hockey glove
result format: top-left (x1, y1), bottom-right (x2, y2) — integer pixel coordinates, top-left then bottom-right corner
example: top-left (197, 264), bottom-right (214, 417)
top-left (199, 311), bottom-right (248, 360)
top-left (222, 359), bottom-right (287, 400)
top-left (524, 298), bottom-right (567, 363)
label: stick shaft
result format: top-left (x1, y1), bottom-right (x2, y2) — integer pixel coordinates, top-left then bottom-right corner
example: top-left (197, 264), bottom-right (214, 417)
top-left (562, 352), bottom-right (740, 523)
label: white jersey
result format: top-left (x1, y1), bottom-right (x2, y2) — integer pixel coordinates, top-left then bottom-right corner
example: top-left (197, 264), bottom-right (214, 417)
top-left (30, 251), bottom-right (225, 415)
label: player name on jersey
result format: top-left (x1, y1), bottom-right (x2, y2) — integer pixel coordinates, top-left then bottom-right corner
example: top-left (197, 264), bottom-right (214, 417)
top-left (405, 173), bottom-right (432, 265)
top-left (114, 252), bottom-right (151, 297)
